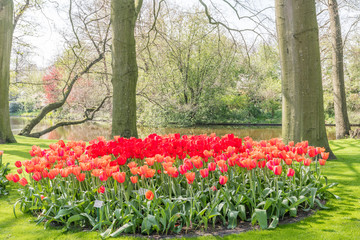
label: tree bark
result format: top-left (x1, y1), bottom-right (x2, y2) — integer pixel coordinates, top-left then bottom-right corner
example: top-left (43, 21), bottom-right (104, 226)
top-left (328, 0), bottom-right (351, 139)
top-left (111, 0), bottom-right (142, 138)
top-left (0, 0), bottom-right (16, 144)
top-left (275, 0), bottom-right (335, 158)
top-left (19, 53), bottom-right (104, 136)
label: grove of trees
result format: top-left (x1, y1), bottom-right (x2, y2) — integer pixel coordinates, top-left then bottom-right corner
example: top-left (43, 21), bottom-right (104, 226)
top-left (1, 0), bottom-right (359, 156)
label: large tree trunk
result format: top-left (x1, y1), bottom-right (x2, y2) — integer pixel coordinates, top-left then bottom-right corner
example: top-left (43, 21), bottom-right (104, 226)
top-left (275, 0), bottom-right (335, 158)
top-left (328, 0), bottom-right (351, 139)
top-left (111, 0), bottom-right (142, 139)
top-left (0, 0), bottom-right (16, 144)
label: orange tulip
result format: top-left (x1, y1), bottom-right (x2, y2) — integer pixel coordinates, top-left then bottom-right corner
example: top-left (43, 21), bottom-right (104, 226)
top-left (145, 157), bottom-right (155, 166)
top-left (321, 152), bottom-right (329, 160)
top-left (130, 176), bottom-right (138, 184)
top-left (112, 172), bottom-right (126, 183)
top-left (76, 173), bottom-right (86, 182)
top-left (19, 177), bottom-right (28, 186)
top-left (185, 172), bottom-right (195, 184)
top-left (145, 190), bottom-right (154, 200)
top-left (319, 159), bottom-right (326, 166)
top-left (304, 158), bottom-right (312, 166)
top-left (273, 165), bottom-right (282, 175)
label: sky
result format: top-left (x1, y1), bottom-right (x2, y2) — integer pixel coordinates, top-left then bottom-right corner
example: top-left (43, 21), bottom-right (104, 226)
top-left (16, 0), bottom-right (357, 69)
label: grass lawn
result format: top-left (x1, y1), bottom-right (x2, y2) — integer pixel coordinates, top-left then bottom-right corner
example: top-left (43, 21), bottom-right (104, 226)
top-left (0, 136), bottom-right (359, 240)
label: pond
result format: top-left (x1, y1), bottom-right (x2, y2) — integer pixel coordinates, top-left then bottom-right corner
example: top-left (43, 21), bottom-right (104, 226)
top-left (10, 117), bottom-right (336, 142)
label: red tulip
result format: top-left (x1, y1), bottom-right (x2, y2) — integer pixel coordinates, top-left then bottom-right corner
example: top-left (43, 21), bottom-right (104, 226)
top-left (273, 165), bottom-right (282, 175)
top-left (98, 186), bottom-right (105, 193)
top-left (17, 169), bottom-right (23, 174)
top-left (200, 169), bottom-right (209, 178)
top-left (308, 147), bottom-right (316, 158)
top-left (219, 175), bottom-right (228, 185)
top-left (287, 168), bottom-right (295, 177)
top-left (5, 173), bottom-right (14, 182)
top-left (15, 161), bottom-right (22, 168)
top-left (12, 174), bottom-right (20, 183)
top-left (179, 165), bottom-right (187, 175)
top-left (211, 186), bottom-right (217, 191)
top-left (145, 190), bottom-right (154, 200)
top-left (208, 162), bottom-right (216, 171)
top-left (41, 195), bottom-right (45, 201)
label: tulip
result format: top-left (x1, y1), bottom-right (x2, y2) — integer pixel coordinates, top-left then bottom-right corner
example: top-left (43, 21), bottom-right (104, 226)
top-left (308, 147), bottom-right (316, 158)
top-left (273, 165), bottom-right (282, 175)
top-left (211, 186), bottom-right (217, 191)
top-left (179, 165), bottom-right (187, 175)
top-left (208, 162), bottom-right (216, 171)
top-left (32, 172), bottom-right (42, 181)
top-left (17, 169), bottom-right (23, 174)
top-left (5, 173), bottom-right (14, 182)
top-left (285, 158), bottom-right (292, 165)
top-left (219, 175), bottom-right (228, 185)
top-left (15, 161), bottom-right (22, 168)
top-left (41, 195), bottom-right (45, 201)
top-left (145, 157), bottom-right (155, 166)
top-left (303, 158), bottom-right (312, 166)
top-left (145, 190), bottom-right (154, 200)
top-left (0, 150), bottom-right (3, 156)
top-left (18, 177), bottom-right (28, 186)
top-left (200, 169), bottom-right (209, 178)
top-left (130, 176), bottom-right (138, 184)
top-left (76, 173), bottom-right (86, 182)
top-left (127, 161), bottom-right (137, 169)
top-left (98, 186), bottom-right (105, 193)
top-left (319, 159), bottom-right (326, 166)
top-left (185, 172), bottom-right (195, 184)
top-left (12, 174), bottom-right (20, 183)
top-left (321, 152), bottom-right (329, 160)
top-left (287, 168), bottom-right (295, 177)
top-left (112, 172), bottom-right (126, 183)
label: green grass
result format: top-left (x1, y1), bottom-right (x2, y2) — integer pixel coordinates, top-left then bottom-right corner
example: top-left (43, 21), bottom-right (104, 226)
top-left (0, 136), bottom-right (359, 239)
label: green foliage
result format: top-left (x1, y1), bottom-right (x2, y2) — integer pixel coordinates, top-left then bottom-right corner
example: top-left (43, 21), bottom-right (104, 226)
top-left (0, 153), bottom-right (11, 196)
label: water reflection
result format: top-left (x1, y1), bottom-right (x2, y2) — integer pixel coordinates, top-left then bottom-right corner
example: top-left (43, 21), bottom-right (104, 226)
top-left (10, 117), bottom-right (336, 141)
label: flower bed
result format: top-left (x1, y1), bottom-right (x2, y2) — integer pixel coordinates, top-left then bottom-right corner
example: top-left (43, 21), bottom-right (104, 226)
top-left (6, 134), bottom-right (337, 237)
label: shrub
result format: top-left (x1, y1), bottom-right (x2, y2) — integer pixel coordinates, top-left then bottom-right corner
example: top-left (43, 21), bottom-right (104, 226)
top-left (0, 151), bottom-right (11, 196)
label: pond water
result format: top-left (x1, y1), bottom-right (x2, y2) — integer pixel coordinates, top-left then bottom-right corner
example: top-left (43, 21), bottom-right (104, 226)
top-left (10, 117), bottom-right (336, 142)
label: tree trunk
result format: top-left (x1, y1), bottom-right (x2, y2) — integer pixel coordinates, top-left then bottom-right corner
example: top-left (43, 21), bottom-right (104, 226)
top-left (275, 0), bottom-right (335, 158)
top-left (111, 0), bottom-right (142, 138)
top-left (328, 0), bottom-right (351, 139)
top-left (0, 0), bottom-right (16, 144)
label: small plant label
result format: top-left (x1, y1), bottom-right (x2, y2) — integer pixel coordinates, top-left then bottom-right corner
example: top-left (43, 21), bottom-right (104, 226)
top-left (94, 200), bottom-right (104, 208)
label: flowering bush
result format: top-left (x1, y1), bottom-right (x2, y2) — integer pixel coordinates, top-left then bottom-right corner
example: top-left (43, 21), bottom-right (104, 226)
top-left (7, 134), bottom-right (337, 237)
top-left (0, 151), bottom-right (11, 196)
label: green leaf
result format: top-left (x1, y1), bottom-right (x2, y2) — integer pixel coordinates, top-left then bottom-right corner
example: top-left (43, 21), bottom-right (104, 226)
top-left (100, 220), bottom-right (116, 239)
top-left (54, 209), bottom-right (73, 219)
top-left (315, 199), bottom-right (330, 209)
top-left (110, 222), bottom-right (134, 237)
top-left (264, 198), bottom-right (275, 210)
top-left (141, 215), bottom-right (159, 234)
top-left (309, 188), bottom-right (317, 208)
top-left (254, 209), bottom-right (268, 230)
top-left (80, 213), bottom-right (96, 227)
top-left (237, 205), bottom-right (246, 221)
top-left (289, 207), bottom-right (297, 217)
top-left (268, 216), bottom-right (279, 229)
top-left (66, 214), bottom-right (85, 228)
top-left (227, 211), bottom-right (239, 229)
